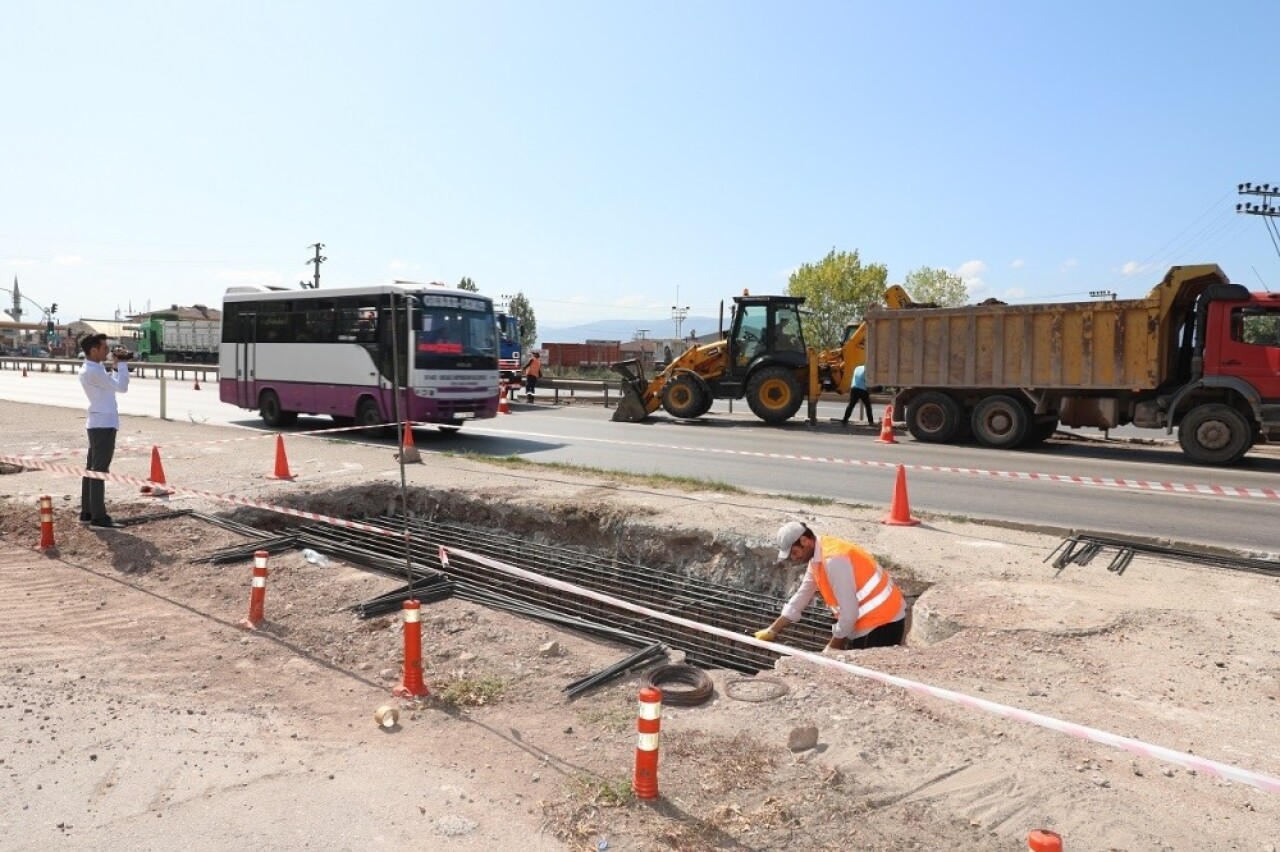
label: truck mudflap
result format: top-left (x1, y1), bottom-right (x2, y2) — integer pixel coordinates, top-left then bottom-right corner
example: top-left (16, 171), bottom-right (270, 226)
top-left (611, 359), bottom-right (652, 422)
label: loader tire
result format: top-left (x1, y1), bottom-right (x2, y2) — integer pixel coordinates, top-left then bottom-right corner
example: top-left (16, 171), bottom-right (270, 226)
top-left (661, 373), bottom-right (710, 419)
top-left (746, 367), bottom-right (804, 424)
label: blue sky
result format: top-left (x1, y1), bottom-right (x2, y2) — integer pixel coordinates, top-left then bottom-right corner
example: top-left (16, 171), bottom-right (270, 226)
top-left (3, 1), bottom-right (1279, 341)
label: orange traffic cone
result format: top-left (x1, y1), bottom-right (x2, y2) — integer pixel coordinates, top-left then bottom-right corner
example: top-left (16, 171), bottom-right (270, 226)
top-left (881, 464), bottom-right (921, 526)
top-left (267, 434), bottom-right (296, 480)
top-left (141, 445), bottom-right (169, 495)
top-left (1027, 829), bottom-right (1063, 852)
top-left (875, 403), bottom-right (897, 444)
top-left (37, 495), bottom-right (56, 552)
top-left (397, 422), bottom-right (421, 464)
top-left (498, 392), bottom-right (511, 415)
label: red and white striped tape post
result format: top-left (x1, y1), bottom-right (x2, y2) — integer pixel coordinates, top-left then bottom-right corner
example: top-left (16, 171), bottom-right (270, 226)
top-left (633, 686), bottom-right (663, 800)
top-left (238, 550), bottom-right (270, 629)
top-left (392, 599), bottom-right (430, 698)
top-left (37, 494), bottom-right (56, 552)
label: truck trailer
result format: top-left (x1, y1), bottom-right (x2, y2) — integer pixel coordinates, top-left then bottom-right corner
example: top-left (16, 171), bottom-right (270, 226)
top-left (865, 264), bottom-right (1280, 465)
top-left (136, 318), bottom-right (220, 363)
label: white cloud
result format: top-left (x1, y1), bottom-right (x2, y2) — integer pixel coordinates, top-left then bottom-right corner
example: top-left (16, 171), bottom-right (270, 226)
top-left (388, 259), bottom-right (410, 271)
top-left (4, 257), bottom-right (40, 268)
top-left (955, 259), bottom-right (987, 279)
top-left (1010, 259), bottom-right (1025, 270)
top-left (613, 295), bottom-right (647, 308)
top-left (1121, 261), bottom-right (1147, 276)
top-left (1061, 258), bottom-right (1078, 272)
top-left (52, 255), bottom-right (87, 266)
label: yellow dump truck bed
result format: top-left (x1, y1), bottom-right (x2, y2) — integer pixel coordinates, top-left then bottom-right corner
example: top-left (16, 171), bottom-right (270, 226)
top-left (865, 265), bottom-right (1230, 393)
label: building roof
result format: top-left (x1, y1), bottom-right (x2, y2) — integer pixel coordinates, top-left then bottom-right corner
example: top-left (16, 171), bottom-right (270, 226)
top-left (131, 304), bottom-right (221, 321)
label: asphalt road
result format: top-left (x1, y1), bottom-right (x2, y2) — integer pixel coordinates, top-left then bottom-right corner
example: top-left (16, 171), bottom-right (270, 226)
top-left (4, 367), bottom-right (1278, 553)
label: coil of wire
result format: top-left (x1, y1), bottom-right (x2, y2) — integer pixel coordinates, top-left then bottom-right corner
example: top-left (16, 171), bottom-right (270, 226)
top-left (641, 664), bottom-right (715, 707)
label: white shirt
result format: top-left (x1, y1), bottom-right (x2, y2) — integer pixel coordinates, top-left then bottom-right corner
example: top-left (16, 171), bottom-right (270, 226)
top-left (79, 359), bottom-right (130, 429)
top-left (780, 538), bottom-right (904, 639)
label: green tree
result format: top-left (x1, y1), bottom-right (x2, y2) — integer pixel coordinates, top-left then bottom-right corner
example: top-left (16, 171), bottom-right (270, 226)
top-left (458, 276), bottom-right (478, 292)
top-left (508, 292), bottom-right (537, 355)
top-left (787, 248), bottom-right (889, 349)
top-left (903, 266), bottom-right (968, 306)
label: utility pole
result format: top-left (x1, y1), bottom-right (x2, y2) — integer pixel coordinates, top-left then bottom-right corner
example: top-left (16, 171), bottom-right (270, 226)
top-left (301, 242), bottom-right (326, 289)
top-left (1237, 182), bottom-right (1280, 261)
top-left (670, 285), bottom-right (689, 340)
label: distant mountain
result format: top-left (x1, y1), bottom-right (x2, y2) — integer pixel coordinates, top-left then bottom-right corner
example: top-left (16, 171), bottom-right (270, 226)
top-left (537, 316), bottom-right (719, 345)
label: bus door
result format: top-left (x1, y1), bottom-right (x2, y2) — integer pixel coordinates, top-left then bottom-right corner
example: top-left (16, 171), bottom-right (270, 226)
top-left (234, 311), bottom-right (257, 409)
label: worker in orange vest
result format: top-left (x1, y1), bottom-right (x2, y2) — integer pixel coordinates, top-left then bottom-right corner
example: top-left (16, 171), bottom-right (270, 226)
top-left (755, 521), bottom-right (906, 651)
top-left (522, 351), bottom-right (543, 402)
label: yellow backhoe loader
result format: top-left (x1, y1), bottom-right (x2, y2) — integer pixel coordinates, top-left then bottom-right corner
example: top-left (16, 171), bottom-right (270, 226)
top-left (611, 286), bottom-right (914, 425)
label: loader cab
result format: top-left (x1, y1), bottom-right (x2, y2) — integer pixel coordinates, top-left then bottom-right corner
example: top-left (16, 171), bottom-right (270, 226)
top-left (727, 296), bottom-right (808, 376)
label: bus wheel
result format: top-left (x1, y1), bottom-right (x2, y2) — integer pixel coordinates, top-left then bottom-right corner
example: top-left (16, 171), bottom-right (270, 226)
top-left (259, 390), bottom-right (296, 428)
top-left (356, 398), bottom-right (392, 437)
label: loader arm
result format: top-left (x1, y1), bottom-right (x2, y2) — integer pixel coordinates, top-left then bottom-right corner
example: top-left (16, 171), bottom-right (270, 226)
top-left (611, 340), bottom-right (729, 422)
top-left (816, 284), bottom-right (916, 394)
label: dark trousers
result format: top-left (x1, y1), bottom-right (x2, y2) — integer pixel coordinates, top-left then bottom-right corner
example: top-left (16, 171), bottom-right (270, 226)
top-left (842, 389), bottom-right (874, 424)
top-left (81, 428), bottom-right (117, 521)
top-left (848, 618), bottom-right (905, 649)
top-left (524, 376), bottom-right (539, 397)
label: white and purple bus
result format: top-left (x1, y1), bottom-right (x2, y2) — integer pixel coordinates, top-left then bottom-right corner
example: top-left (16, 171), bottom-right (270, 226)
top-left (219, 282), bottom-right (500, 431)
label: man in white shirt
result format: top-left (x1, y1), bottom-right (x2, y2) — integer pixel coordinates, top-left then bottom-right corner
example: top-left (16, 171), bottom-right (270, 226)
top-left (78, 333), bottom-right (131, 529)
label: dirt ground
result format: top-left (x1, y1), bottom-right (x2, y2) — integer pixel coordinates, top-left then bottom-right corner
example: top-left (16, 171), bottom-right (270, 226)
top-left (2, 401), bottom-right (1279, 851)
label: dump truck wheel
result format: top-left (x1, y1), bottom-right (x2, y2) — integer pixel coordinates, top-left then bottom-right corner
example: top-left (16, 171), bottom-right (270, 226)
top-left (906, 392), bottom-right (963, 442)
top-left (971, 394), bottom-right (1029, 448)
top-left (746, 367), bottom-right (804, 424)
top-left (1178, 404), bottom-right (1251, 465)
top-left (1021, 418), bottom-right (1059, 447)
top-left (661, 374), bottom-right (710, 419)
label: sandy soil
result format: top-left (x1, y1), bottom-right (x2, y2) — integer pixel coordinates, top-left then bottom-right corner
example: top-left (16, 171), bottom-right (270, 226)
top-left (2, 401), bottom-right (1279, 851)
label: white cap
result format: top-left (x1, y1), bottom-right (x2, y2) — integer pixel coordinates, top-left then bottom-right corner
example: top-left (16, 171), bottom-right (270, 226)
top-left (776, 521), bottom-right (807, 560)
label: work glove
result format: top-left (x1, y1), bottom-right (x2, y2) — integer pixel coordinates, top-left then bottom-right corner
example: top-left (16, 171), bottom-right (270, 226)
top-left (753, 628), bottom-right (777, 642)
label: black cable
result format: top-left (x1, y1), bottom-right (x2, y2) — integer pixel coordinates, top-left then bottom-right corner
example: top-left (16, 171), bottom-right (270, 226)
top-left (642, 664), bottom-right (715, 707)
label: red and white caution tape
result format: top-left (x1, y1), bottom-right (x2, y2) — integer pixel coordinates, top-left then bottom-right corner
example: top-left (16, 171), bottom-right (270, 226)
top-left (461, 425), bottom-right (1280, 502)
top-left (0, 453), bottom-right (401, 537)
top-left (442, 542), bottom-right (1280, 794)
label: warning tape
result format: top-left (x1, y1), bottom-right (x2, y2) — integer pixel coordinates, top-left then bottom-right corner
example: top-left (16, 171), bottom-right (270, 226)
top-left (0, 452), bottom-right (402, 538)
top-left (440, 543), bottom-right (1280, 794)
top-left (458, 424), bottom-right (1280, 502)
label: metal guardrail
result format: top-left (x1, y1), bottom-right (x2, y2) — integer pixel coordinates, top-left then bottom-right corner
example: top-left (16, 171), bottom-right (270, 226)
top-left (0, 356), bottom-right (219, 381)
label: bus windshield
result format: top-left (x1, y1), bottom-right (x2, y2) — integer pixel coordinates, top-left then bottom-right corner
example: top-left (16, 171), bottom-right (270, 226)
top-left (415, 306), bottom-right (497, 369)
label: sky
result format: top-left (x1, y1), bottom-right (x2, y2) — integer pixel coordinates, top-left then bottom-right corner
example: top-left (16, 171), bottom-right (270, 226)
top-left (4, 1), bottom-right (1280, 341)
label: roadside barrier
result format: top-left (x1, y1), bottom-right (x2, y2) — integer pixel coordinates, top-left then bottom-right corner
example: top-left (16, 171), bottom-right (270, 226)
top-left (267, 435), bottom-right (295, 480)
top-left (633, 686), bottom-right (663, 800)
top-left (238, 549), bottom-right (270, 629)
top-left (882, 464), bottom-right (920, 526)
top-left (439, 543), bottom-right (1280, 795)
top-left (37, 495), bottom-right (55, 552)
top-left (875, 403), bottom-right (897, 444)
top-left (392, 599), bottom-right (430, 698)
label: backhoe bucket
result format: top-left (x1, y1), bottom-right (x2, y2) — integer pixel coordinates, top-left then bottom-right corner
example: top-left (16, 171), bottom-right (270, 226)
top-left (611, 359), bottom-right (652, 422)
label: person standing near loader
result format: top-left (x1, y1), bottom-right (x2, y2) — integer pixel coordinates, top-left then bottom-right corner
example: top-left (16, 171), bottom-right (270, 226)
top-left (78, 333), bottom-right (132, 530)
top-left (522, 351), bottom-right (543, 402)
top-left (841, 364), bottom-right (875, 426)
top-left (755, 521), bottom-right (906, 650)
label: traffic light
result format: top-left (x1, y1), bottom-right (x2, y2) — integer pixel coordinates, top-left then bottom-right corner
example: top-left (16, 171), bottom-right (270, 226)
top-left (50, 303), bottom-right (57, 315)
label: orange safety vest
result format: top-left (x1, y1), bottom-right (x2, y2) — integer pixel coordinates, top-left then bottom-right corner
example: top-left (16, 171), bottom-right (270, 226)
top-left (812, 535), bottom-right (904, 634)
top-left (525, 358), bottom-right (542, 378)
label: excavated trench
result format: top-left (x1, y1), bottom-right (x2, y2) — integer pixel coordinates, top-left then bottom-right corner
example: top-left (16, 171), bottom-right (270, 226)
top-left (225, 483), bottom-right (931, 672)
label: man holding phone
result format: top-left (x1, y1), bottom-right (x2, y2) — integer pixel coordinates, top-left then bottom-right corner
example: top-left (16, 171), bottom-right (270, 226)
top-left (78, 333), bottom-right (132, 529)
